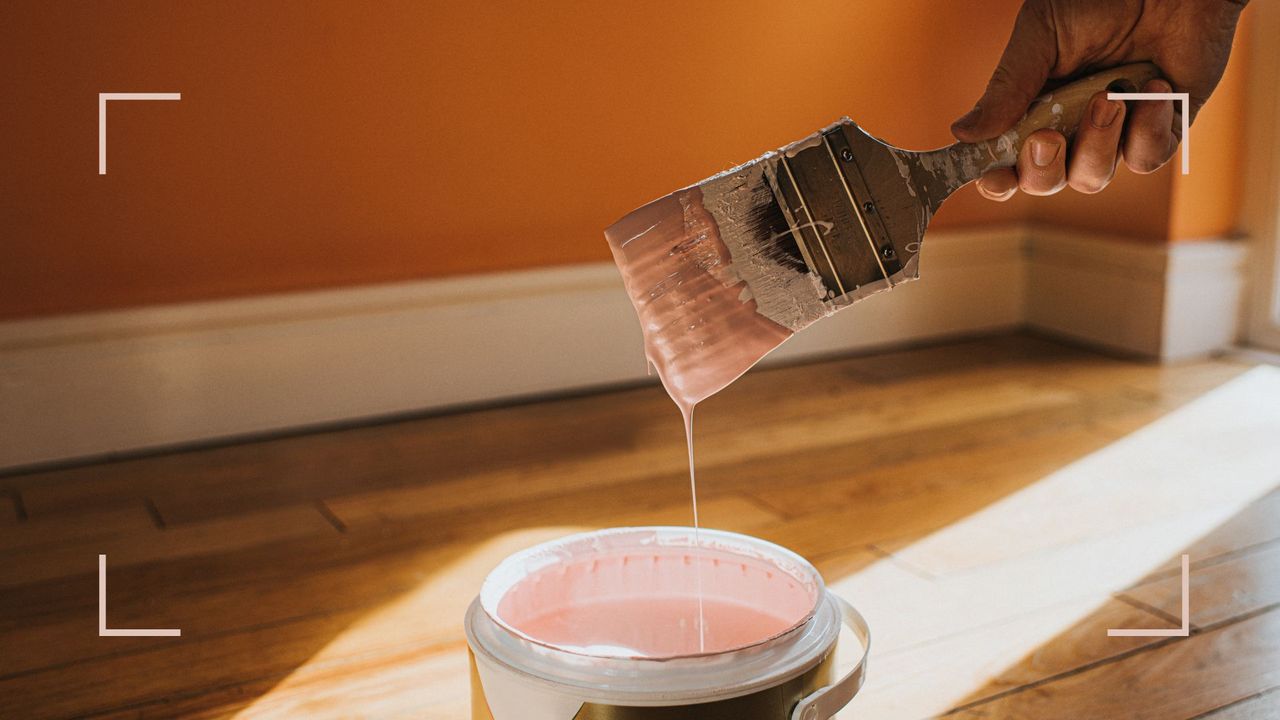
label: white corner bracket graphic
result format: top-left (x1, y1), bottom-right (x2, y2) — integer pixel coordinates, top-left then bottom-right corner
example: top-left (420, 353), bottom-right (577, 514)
top-left (98, 554), bottom-right (181, 637)
top-left (98, 92), bottom-right (181, 175)
top-left (1106, 91), bottom-right (1191, 174)
top-left (1108, 554), bottom-right (1191, 637)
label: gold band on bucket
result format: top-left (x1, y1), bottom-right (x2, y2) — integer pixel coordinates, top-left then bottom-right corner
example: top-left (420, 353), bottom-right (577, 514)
top-left (470, 649), bottom-right (835, 720)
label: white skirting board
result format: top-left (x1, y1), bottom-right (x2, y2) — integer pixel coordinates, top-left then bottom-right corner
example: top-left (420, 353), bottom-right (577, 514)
top-left (0, 226), bottom-right (1244, 471)
top-left (1026, 228), bottom-right (1248, 359)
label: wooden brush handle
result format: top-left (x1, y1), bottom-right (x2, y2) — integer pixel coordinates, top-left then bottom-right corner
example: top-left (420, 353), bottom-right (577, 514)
top-left (966, 62), bottom-right (1163, 170)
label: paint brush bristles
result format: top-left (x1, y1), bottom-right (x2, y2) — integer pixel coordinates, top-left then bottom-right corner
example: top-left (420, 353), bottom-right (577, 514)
top-left (605, 120), bottom-right (915, 410)
top-left (604, 185), bottom-right (794, 410)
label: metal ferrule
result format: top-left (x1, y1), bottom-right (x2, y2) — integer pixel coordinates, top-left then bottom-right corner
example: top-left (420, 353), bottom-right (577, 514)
top-left (763, 123), bottom-right (903, 301)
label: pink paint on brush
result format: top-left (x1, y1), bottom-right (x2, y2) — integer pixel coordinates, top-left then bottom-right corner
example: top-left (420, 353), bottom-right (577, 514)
top-left (605, 188), bottom-right (793, 411)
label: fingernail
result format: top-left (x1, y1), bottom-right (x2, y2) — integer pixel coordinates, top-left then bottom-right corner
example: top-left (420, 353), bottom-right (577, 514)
top-left (1091, 98), bottom-right (1121, 128)
top-left (953, 105), bottom-right (981, 130)
top-left (1030, 138), bottom-right (1060, 167)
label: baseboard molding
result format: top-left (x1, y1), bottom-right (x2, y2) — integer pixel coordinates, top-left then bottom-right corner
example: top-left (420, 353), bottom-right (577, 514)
top-left (0, 224), bottom-right (1244, 470)
top-left (0, 228), bottom-right (1023, 471)
top-left (1025, 228), bottom-right (1247, 360)
top-left (1162, 237), bottom-right (1251, 360)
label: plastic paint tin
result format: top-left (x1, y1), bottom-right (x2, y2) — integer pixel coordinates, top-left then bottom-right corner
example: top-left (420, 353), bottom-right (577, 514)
top-left (465, 527), bottom-right (870, 719)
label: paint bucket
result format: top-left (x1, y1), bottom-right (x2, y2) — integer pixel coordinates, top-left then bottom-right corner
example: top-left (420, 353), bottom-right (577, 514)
top-left (466, 527), bottom-right (870, 719)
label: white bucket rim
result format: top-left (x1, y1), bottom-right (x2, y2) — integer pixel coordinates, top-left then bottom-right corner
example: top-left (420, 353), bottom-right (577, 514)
top-left (478, 526), bottom-right (826, 662)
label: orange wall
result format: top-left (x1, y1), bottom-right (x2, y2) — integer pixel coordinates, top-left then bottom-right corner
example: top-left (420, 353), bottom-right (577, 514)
top-left (1169, 18), bottom-right (1251, 241)
top-left (0, 1), bottom-right (1247, 320)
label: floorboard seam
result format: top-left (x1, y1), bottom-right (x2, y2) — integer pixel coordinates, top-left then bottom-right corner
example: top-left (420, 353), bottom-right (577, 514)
top-left (1186, 685), bottom-right (1280, 719)
top-left (735, 492), bottom-right (794, 521)
top-left (70, 674), bottom-right (292, 720)
top-left (143, 498), bottom-right (166, 529)
top-left (1128, 536), bottom-right (1280, 587)
top-left (866, 543), bottom-right (938, 581)
top-left (878, 595), bottom-right (1104, 661)
top-left (0, 544), bottom-right (489, 681)
top-left (67, 638), bottom-right (472, 720)
top-left (314, 499), bottom-right (348, 533)
top-left (0, 607), bottom-right (360, 682)
top-left (942, 602), bottom-right (1280, 716)
top-left (1113, 592), bottom-right (1190, 629)
top-left (8, 489), bottom-right (28, 522)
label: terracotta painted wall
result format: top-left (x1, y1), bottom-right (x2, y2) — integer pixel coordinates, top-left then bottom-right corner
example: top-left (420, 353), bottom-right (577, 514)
top-left (0, 1), bottom-right (1249, 320)
top-left (1169, 19), bottom-right (1251, 242)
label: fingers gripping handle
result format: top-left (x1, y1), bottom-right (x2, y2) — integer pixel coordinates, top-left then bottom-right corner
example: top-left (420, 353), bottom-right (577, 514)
top-left (962, 62), bottom-right (1163, 178)
top-left (790, 596), bottom-right (871, 720)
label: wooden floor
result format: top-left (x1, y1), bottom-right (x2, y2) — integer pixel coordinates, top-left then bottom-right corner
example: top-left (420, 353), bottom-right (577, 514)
top-left (2, 333), bottom-right (1278, 719)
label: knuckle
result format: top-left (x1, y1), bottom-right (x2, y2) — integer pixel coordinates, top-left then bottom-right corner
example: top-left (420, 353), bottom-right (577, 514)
top-left (988, 65), bottom-right (1020, 91)
top-left (1125, 134), bottom-right (1175, 174)
top-left (1020, 175), bottom-right (1066, 197)
top-left (1068, 154), bottom-right (1117, 193)
top-left (1132, 160), bottom-right (1167, 175)
top-left (1130, 125), bottom-right (1170, 148)
top-left (1127, 152), bottom-right (1170, 174)
top-left (1069, 176), bottom-right (1108, 195)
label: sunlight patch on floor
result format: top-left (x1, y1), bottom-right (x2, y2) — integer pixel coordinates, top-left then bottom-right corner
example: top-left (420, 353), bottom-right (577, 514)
top-left (828, 366), bottom-right (1280, 719)
top-left (231, 526), bottom-right (585, 719)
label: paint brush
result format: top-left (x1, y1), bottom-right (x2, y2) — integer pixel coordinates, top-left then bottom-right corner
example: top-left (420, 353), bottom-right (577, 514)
top-left (606, 63), bottom-right (1160, 408)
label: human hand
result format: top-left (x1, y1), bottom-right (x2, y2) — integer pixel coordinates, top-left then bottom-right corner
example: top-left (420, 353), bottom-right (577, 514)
top-left (952, 0), bottom-right (1248, 200)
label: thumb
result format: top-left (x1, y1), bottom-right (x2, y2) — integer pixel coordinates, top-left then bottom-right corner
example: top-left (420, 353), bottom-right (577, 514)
top-left (952, 1), bottom-right (1057, 142)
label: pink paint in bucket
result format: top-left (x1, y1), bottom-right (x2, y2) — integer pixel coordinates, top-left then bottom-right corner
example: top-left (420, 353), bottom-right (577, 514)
top-left (489, 527), bottom-right (818, 659)
top-left (466, 527), bottom-right (870, 720)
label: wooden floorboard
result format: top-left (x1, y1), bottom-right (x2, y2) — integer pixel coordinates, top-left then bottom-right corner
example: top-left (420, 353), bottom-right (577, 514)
top-left (1121, 535), bottom-right (1280, 633)
top-left (1136, 489), bottom-right (1280, 581)
top-left (1, 333), bottom-right (1276, 719)
top-left (1191, 687), bottom-right (1280, 719)
top-left (949, 608), bottom-right (1280, 720)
